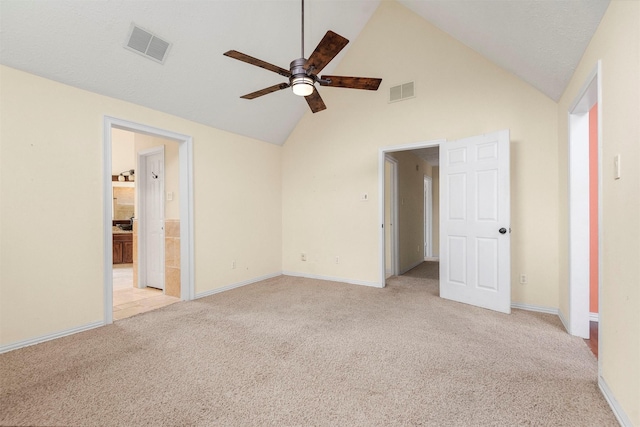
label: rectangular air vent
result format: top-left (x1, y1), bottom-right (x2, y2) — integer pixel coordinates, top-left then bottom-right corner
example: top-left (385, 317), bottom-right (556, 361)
top-left (389, 82), bottom-right (415, 103)
top-left (124, 24), bottom-right (171, 64)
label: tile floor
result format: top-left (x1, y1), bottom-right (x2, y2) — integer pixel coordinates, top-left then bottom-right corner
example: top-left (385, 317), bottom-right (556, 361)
top-left (113, 264), bottom-right (180, 321)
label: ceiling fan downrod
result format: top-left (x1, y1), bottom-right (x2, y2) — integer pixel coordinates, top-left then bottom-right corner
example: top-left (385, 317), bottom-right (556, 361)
top-left (290, 0), bottom-right (315, 97)
top-left (301, 0), bottom-right (305, 59)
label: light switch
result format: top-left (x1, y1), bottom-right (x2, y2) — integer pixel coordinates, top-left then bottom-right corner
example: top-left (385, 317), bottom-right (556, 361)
top-left (614, 155), bottom-right (621, 180)
top-left (167, 192), bottom-right (174, 201)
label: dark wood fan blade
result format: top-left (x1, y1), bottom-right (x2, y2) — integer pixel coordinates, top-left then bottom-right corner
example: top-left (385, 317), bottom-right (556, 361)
top-left (320, 76), bottom-right (382, 90)
top-left (240, 83), bottom-right (290, 100)
top-left (224, 50), bottom-right (291, 77)
top-left (304, 88), bottom-right (327, 113)
top-left (305, 31), bottom-right (349, 74)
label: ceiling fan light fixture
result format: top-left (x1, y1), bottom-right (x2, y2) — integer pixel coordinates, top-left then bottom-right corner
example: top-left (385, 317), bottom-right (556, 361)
top-left (291, 75), bottom-right (314, 96)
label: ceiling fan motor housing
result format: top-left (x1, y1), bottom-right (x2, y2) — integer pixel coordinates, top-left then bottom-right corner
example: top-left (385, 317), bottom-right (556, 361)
top-left (290, 58), bottom-right (315, 96)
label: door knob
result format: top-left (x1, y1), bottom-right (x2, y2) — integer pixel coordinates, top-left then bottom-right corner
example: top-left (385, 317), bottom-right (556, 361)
top-left (499, 228), bottom-right (507, 234)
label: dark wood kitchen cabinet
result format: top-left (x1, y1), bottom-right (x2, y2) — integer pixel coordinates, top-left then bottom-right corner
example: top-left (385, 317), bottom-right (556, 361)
top-left (113, 233), bottom-right (133, 264)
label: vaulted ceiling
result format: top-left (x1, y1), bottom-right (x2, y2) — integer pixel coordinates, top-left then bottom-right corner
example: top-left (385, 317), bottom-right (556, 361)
top-left (0, 0), bottom-right (609, 145)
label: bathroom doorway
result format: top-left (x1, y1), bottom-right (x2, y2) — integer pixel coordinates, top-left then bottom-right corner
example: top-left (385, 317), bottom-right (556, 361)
top-left (104, 117), bottom-right (194, 324)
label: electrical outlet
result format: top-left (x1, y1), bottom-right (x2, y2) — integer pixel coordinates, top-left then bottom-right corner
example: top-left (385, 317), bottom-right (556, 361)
top-left (360, 193), bottom-right (369, 201)
top-left (335, 256), bottom-right (340, 264)
top-left (301, 253), bottom-right (307, 261)
top-left (520, 274), bottom-right (527, 284)
top-left (232, 260), bottom-right (236, 269)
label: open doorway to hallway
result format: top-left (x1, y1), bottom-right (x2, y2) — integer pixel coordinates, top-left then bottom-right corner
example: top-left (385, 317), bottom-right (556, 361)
top-left (383, 146), bottom-right (440, 281)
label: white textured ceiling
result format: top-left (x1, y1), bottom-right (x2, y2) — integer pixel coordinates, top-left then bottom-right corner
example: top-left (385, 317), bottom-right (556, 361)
top-left (0, 0), bottom-right (609, 145)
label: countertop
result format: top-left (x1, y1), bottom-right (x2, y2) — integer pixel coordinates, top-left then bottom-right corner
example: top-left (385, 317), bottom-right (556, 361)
top-left (112, 226), bottom-right (133, 235)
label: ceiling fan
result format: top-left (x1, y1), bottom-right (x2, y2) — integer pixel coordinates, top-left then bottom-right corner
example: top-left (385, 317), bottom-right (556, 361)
top-left (223, 0), bottom-right (382, 113)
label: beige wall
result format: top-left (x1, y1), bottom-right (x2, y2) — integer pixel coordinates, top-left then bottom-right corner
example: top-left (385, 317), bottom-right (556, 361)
top-left (0, 65), bottom-right (282, 347)
top-left (282, 1), bottom-right (559, 305)
top-left (557, 2), bottom-right (640, 424)
top-left (111, 128), bottom-right (135, 175)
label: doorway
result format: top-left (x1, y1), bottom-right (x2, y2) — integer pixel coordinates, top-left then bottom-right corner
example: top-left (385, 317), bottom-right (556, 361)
top-left (568, 62), bottom-right (601, 351)
top-left (379, 139), bottom-right (443, 285)
top-left (103, 117), bottom-right (194, 325)
top-left (379, 130), bottom-right (511, 315)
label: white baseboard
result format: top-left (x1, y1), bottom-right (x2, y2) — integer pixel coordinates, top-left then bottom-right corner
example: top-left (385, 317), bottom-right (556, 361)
top-left (0, 321), bottom-right (104, 354)
top-left (511, 302), bottom-right (559, 316)
top-left (424, 256), bottom-right (439, 261)
top-left (195, 272), bottom-right (282, 299)
top-left (282, 271), bottom-right (381, 288)
top-left (590, 312), bottom-right (599, 322)
top-left (599, 375), bottom-right (633, 427)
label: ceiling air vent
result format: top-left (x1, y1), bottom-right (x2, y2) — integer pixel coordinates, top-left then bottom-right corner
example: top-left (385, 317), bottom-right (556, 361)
top-left (389, 82), bottom-right (415, 103)
top-left (124, 24), bottom-right (171, 64)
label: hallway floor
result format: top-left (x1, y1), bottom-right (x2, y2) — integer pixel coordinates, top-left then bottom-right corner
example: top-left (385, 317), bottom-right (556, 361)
top-left (113, 264), bottom-right (180, 321)
top-left (584, 321), bottom-right (598, 358)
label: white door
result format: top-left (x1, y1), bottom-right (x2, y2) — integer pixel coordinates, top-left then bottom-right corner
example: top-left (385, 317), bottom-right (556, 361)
top-left (141, 148), bottom-right (165, 290)
top-left (439, 130), bottom-right (511, 313)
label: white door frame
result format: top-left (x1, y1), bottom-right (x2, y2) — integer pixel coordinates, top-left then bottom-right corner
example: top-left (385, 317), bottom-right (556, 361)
top-left (384, 155), bottom-right (399, 278)
top-left (568, 62), bottom-right (602, 341)
top-left (424, 175), bottom-right (433, 258)
top-left (379, 139), bottom-right (445, 287)
top-left (103, 116), bottom-right (195, 324)
top-left (138, 146), bottom-right (165, 291)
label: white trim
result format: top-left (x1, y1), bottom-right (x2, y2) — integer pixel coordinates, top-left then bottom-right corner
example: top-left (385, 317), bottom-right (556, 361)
top-left (103, 116), bottom-right (195, 326)
top-left (558, 309), bottom-right (570, 333)
top-left (0, 321), bottom-right (104, 354)
top-left (379, 139), bottom-right (446, 287)
top-left (598, 376), bottom-right (633, 427)
top-left (282, 271), bottom-right (381, 288)
top-left (195, 272), bottom-right (283, 299)
top-left (102, 120), bottom-right (114, 324)
top-left (179, 138), bottom-right (195, 301)
top-left (589, 312), bottom-right (600, 322)
top-left (399, 259), bottom-right (425, 276)
top-left (510, 302), bottom-right (559, 316)
top-left (568, 61), bottom-right (601, 341)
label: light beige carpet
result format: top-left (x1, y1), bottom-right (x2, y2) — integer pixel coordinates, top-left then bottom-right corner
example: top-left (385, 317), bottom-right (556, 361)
top-left (0, 274), bottom-right (617, 426)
